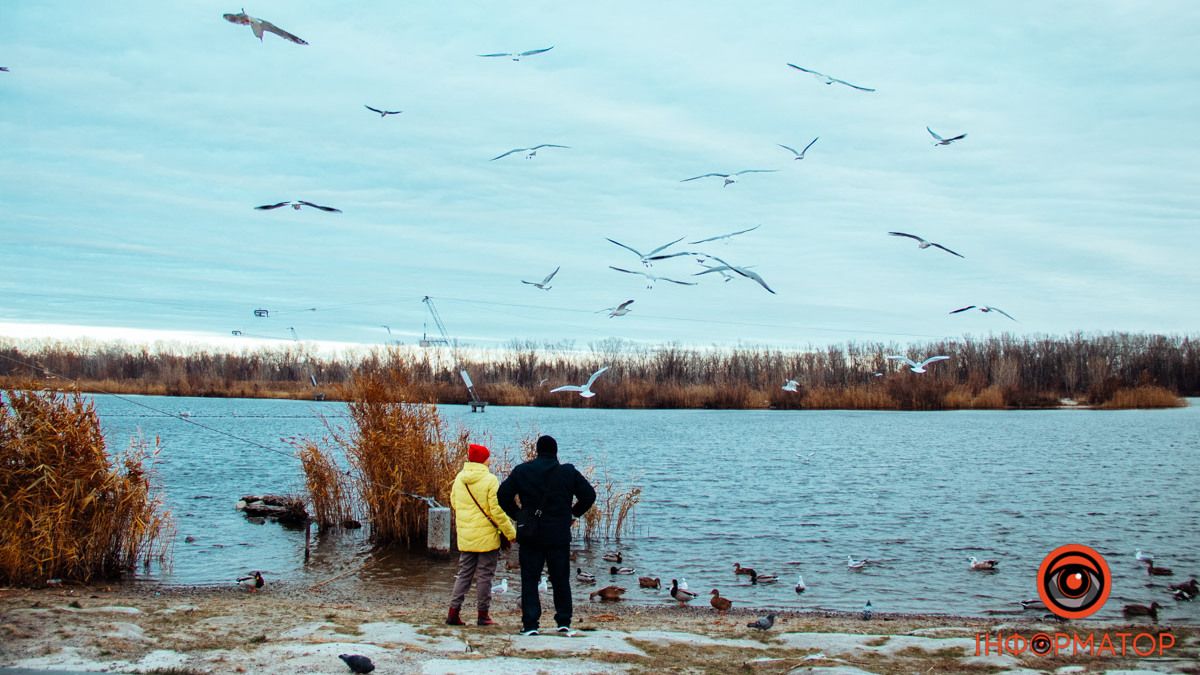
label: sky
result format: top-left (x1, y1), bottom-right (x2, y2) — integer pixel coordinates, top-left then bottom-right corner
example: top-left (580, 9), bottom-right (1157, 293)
top-left (2, 1), bottom-right (1198, 353)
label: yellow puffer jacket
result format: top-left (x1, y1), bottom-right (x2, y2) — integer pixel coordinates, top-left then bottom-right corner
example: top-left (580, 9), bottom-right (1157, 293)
top-left (450, 462), bottom-right (517, 552)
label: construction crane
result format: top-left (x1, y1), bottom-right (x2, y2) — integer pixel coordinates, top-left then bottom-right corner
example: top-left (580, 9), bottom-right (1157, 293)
top-left (419, 296), bottom-right (451, 347)
top-left (419, 296), bottom-right (486, 412)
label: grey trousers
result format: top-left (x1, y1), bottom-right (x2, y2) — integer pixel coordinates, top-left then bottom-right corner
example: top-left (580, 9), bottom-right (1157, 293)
top-left (450, 550), bottom-right (499, 612)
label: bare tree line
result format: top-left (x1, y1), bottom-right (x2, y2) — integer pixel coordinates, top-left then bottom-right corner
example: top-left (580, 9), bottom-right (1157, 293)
top-left (1, 332), bottom-right (1195, 409)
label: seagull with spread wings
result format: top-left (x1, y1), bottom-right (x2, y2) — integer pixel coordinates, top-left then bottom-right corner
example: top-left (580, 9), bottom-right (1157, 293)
top-left (478, 46), bottom-right (554, 61)
top-left (606, 236), bottom-right (684, 267)
top-left (688, 225), bottom-right (760, 245)
top-left (255, 200), bottom-right (341, 213)
top-left (551, 366), bottom-right (609, 398)
top-left (681, 169), bottom-right (778, 187)
top-left (597, 300), bottom-right (634, 318)
top-left (0, 67), bottom-right (9, 72)
top-left (608, 266), bottom-right (698, 289)
top-left (521, 266), bottom-right (560, 290)
top-left (887, 232), bottom-right (963, 258)
top-left (223, 9), bottom-right (308, 45)
top-left (779, 137), bottom-right (819, 160)
top-left (787, 64), bottom-right (874, 91)
top-left (491, 144), bottom-right (569, 160)
top-left (695, 255), bottom-right (776, 294)
top-left (927, 126), bottom-right (967, 146)
top-left (950, 305), bottom-right (1017, 321)
top-left (364, 105), bottom-right (402, 117)
top-left (887, 355), bottom-right (950, 374)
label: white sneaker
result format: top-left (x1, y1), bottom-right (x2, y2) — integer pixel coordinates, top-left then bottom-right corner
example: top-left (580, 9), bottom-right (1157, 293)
top-left (556, 626), bottom-right (577, 637)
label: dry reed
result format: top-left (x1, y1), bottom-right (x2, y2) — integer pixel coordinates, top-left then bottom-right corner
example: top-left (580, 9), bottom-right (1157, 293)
top-left (0, 387), bottom-right (172, 585)
top-left (1098, 385), bottom-right (1186, 409)
top-left (331, 365), bottom-right (466, 547)
top-left (296, 440), bottom-right (353, 527)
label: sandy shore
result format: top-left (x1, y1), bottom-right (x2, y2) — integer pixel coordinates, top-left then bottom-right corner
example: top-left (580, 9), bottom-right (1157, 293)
top-left (1, 580), bottom-right (1196, 674)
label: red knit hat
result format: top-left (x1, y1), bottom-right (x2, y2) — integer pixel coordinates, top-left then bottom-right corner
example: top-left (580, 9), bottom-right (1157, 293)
top-left (468, 443), bottom-right (490, 463)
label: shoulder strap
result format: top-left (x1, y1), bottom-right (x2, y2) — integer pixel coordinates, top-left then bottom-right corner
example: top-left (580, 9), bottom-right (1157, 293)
top-left (463, 480), bottom-right (502, 530)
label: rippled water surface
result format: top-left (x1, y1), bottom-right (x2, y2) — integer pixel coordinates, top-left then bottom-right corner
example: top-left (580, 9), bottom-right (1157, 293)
top-left (95, 395), bottom-right (1200, 621)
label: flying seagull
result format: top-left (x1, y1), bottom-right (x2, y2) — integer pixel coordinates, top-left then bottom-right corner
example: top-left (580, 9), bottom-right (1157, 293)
top-left (597, 299), bottom-right (634, 318)
top-left (787, 64), bottom-right (874, 92)
top-left (688, 225), bottom-right (760, 245)
top-left (255, 200), bottom-right (341, 213)
top-left (222, 9), bottom-right (308, 45)
top-left (779, 137), bottom-right (819, 160)
top-left (886, 355), bottom-right (950, 374)
top-left (491, 144), bottom-right (569, 160)
top-left (521, 266), bottom-right (560, 290)
top-left (887, 231), bottom-right (964, 258)
top-left (681, 169), bottom-right (778, 187)
top-left (695, 255), bottom-right (776, 294)
top-left (607, 236), bottom-right (685, 267)
top-left (0, 67), bottom-right (9, 72)
top-left (950, 305), bottom-right (1017, 321)
top-left (364, 105), bottom-right (402, 117)
top-left (338, 654), bottom-right (375, 674)
top-left (608, 266), bottom-right (698, 289)
top-left (782, 379), bottom-right (799, 392)
top-left (927, 126), bottom-right (967, 146)
top-left (478, 46), bottom-right (554, 61)
top-left (551, 366), bottom-right (609, 398)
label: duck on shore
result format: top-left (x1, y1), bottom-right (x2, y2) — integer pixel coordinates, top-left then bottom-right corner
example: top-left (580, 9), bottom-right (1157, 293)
top-left (236, 571), bottom-right (264, 592)
top-left (710, 589), bottom-right (733, 614)
top-left (589, 585), bottom-right (626, 602)
top-left (670, 579), bottom-right (698, 606)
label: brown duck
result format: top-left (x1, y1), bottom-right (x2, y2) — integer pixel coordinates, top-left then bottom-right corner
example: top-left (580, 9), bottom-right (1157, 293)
top-left (1122, 602), bottom-right (1161, 621)
top-left (709, 588), bottom-right (733, 614)
top-left (638, 576), bottom-right (661, 589)
top-left (733, 562), bottom-right (757, 577)
top-left (1145, 560), bottom-right (1174, 576)
top-left (589, 585), bottom-right (627, 602)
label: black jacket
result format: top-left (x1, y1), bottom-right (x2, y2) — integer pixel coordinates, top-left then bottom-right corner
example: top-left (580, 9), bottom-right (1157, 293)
top-left (497, 455), bottom-right (596, 547)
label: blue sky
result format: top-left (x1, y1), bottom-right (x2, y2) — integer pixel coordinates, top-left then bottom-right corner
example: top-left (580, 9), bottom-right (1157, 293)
top-left (2, 1), bottom-right (1198, 351)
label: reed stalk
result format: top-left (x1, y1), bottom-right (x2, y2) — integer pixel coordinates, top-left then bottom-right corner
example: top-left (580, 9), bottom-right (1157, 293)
top-left (0, 386), bottom-right (172, 585)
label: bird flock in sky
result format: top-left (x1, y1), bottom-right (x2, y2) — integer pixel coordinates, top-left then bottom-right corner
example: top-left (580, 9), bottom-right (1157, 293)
top-left (197, 10), bottom-right (1018, 395)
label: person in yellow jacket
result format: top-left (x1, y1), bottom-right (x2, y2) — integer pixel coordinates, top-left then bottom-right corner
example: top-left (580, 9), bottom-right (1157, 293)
top-left (447, 443), bottom-right (517, 627)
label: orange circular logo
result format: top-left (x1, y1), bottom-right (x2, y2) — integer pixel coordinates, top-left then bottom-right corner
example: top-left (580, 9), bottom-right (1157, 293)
top-left (1037, 544), bottom-right (1111, 619)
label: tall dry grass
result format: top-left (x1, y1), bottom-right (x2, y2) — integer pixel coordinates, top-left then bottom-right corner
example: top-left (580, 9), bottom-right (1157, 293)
top-left (0, 387), bottom-right (172, 585)
top-left (578, 464), bottom-right (642, 542)
top-left (328, 365), bottom-right (467, 547)
top-left (1097, 385), bottom-right (1186, 409)
top-left (296, 440), bottom-right (353, 527)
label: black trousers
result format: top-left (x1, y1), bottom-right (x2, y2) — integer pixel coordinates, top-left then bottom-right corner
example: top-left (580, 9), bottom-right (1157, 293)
top-left (518, 542), bottom-right (572, 630)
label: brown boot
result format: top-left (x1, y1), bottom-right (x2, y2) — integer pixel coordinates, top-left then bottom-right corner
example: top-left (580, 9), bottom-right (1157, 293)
top-left (446, 607), bottom-right (465, 626)
top-left (477, 609), bottom-right (496, 626)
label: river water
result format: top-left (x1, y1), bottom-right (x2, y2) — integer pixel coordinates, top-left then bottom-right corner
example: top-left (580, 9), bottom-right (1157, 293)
top-left (92, 394), bottom-right (1200, 621)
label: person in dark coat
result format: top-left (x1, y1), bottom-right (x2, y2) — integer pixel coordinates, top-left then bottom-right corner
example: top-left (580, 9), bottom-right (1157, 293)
top-left (497, 434), bottom-right (596, 635)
